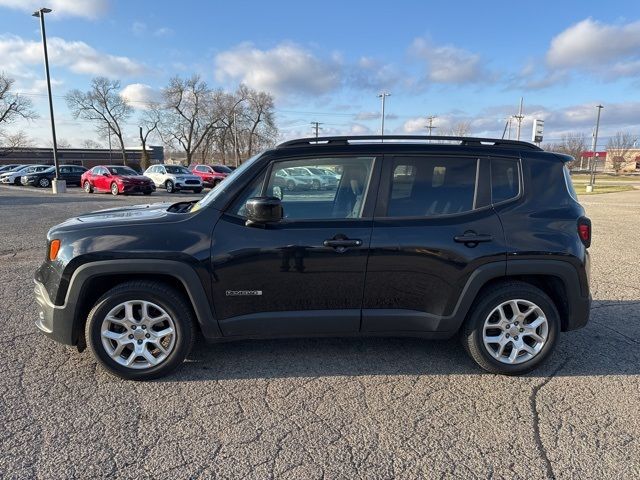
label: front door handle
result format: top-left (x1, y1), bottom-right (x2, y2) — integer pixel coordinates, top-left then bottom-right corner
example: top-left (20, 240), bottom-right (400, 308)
top-left (454, 232), bottom-right (493, 245)
top-left (323, 238), bottom-right (363, 248)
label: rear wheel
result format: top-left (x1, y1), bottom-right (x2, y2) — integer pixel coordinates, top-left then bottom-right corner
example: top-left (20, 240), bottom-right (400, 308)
top-left (85, 281), bottom-right (195, 380)
top-left (110, 182), bottom-right (119, 196)
top-left (462, 281), bottom-right (560, 375)
top-left (83, 181), bottom-right (93, 193)
top-left (39, 177), bottom-right (51, 188)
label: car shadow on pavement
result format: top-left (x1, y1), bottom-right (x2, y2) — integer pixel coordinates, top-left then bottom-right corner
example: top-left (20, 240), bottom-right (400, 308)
top-left (173, 300), bottom-right (640, 381)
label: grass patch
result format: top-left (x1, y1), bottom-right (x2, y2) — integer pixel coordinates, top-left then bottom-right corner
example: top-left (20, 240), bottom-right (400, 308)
top-left (576, 185), bottom-right (636, 195)
top-left (571, 174), bottom-right (639, 183)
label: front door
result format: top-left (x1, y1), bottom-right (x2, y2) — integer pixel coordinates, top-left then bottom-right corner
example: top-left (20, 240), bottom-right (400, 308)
top-left (362, 154), bottom-right (507, 333)
top-left (211, 155), bottom-right (380, 337)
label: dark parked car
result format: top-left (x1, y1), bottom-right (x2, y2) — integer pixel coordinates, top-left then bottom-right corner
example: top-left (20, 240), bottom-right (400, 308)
top-left (34, 135), bottom-right (591, 380)
top-left (81, 165), bottom-right (155, 195)
top-left (21, 165), bottom-right (88, 188)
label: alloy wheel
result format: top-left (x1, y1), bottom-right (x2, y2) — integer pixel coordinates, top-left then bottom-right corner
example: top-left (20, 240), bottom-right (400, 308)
top-left (39, 178), bottom-right (50, 188)
top-left (100, 300), bottom-right (177, 369)
top-left (482, 299), bottom-right (549, 364)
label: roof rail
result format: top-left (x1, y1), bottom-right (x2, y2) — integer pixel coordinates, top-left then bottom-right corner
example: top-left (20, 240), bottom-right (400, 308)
top-left (277, 135), bottom-right (542, 151)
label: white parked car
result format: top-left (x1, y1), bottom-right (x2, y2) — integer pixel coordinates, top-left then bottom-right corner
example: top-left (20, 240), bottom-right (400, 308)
top-left (0, 165), bottom-right (50, 185)
top-left (143, 164), bottom-right (203, 193)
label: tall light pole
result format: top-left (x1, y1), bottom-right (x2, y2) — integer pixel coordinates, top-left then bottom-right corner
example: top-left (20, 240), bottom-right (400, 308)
top-left (514, 97), bottom-right (524, 141)
top-left (33, 7), bottom-right (65, 193)
top-left (587, 105), bottom-right (604, 192)
top-left (378, 92), bottom-right (390, 138)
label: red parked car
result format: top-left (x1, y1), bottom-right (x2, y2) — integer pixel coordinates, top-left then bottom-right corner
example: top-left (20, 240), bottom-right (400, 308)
top-left (188, 164), bottom-right (232, 188)
top-left (81, 165), bottom-right (155, 196)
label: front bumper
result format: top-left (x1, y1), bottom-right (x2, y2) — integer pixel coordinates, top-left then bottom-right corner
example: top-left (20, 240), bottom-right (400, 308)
top-left (121, 184), bottom-right (155, 194)
top-left (34, 279), bottom-right (76, 345)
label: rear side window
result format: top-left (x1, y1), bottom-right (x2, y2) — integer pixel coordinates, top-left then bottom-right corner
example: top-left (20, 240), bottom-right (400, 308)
top-left (387, 157), bottom-right (478, 217)
top-left (491, 158), bottom-right (520, 204)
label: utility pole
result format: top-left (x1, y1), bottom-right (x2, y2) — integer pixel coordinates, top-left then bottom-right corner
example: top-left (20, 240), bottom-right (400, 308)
top-left (426, 116), bottom-right (437, 135)
top-left (514, 97), bottom-right (524, 141)
top-left (108, 129), bottom-right (112, 162)
top-left (233, 110), bottom-right (239, 168)
top-left (311, 121), bottom-right (323, 138)
top-left (33, 7), bottom-right (64, 193)
top-left (587, 105), bottom-right (604, 192)
top-left (378, 92), bottom-right (390, 139)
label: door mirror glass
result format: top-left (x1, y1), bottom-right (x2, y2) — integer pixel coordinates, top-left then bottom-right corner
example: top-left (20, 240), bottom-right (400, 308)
top-left (245, 197), bottom-right (283, 226)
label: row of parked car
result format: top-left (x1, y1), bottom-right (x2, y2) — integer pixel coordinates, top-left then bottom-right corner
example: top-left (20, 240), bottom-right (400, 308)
top-left (0, 163), bottom-right (239, 195)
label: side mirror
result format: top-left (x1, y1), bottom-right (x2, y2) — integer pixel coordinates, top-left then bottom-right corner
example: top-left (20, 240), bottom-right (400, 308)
top-left (102, 172), bottom-right (111, 177)
top-left (245, 197), bottom-right (283, 227)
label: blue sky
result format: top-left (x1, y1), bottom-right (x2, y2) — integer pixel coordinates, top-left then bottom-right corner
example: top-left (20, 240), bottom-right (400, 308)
top-left (1, 0), bottom-right (639, 148)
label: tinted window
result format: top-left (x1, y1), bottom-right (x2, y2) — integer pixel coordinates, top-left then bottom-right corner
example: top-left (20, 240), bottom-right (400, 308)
top-left (108, 166), bottom-right (137, 176)
top-left (195, 166), bottom-right (209, 172)
top-left (59, 166), bottom-right (71, 173)
top-left (165, 165), bottom-right (190, 174)
top-left (491, 159), bottom-right (520, 204)
top-left (387, 157), bottom-right (478, 217)
top-left (213, 165), bottom-right (232, 173)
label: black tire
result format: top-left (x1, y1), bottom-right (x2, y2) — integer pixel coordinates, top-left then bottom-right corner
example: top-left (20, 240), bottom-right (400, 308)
top-left (165, 180), bottom-right (174, 193)
top-left (193, 187), bottom-right (203, 194)
top-left (311, 179), bottom-right (321, 190)
top-left (461, 281), bottom-right (560, 375)
top-left (83, 180), bottom-right (93, 193)
top-left (110, 182), bottom-right (119, 196)
top-left (143, 191), bottom-right (152, 195)
top-left (14, 177), bottom-right (21, 186)
top-left (85, 281), bottom-right (196, 380)
top-left (213, 179), bottom-right (221, 188)
top-left (286, 180), bottom-right (295, 191)
top-left (39, 177), bottom-right (51, 188)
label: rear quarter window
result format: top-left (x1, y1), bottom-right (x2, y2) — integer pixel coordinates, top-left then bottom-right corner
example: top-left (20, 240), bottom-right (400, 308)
top-left (491, 158), bottom-right (520, 204)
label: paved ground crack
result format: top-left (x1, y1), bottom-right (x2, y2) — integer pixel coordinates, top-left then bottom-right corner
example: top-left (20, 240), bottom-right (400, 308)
top-left (530, 358), bottom-right (571, 479)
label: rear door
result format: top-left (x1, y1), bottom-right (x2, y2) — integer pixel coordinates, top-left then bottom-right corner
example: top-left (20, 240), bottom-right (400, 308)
top-left (361, 154), bottom-right (506, 333)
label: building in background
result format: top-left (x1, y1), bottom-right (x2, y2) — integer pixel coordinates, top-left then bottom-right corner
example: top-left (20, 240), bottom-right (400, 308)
top-left (0, 146), bottom-right (164, 170)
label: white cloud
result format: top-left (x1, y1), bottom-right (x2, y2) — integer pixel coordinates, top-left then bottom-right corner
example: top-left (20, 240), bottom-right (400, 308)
top-left (154, 27), bottom-right (173, 38)
top-left (0, 34), bottom-right (146, 79)
top-left (0, 0), bottom-right (109, 19)
top-left (410, 38), bottom-right (489, 84)
top-left (349, 56), bottom-right (402, 90)
top-left (215, 42), bottom-right (341, 97)
top-left (131, 21), bottom-right (147, 36)
top-left (547, 19), bottom-right (640, 70)
top-left (120, 83), bottom-right (160, 107)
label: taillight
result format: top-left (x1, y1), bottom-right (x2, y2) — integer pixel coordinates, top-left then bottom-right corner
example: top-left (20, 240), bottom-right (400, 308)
top-left (577, 217), bottom-right (591, 248)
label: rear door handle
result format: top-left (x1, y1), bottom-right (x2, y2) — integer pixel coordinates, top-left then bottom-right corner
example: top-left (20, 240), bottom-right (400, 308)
top-left (454, 233), bottom-right (493, 244)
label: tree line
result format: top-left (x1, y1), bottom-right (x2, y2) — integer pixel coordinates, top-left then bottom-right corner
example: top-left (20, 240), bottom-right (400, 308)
top-left (0, 72), bottom-right (278, 168)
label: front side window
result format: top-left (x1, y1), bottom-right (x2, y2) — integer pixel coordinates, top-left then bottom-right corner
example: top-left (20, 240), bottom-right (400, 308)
top-left (165, 165), bottom-right (189, 175)
top-left (387, 157), bottom-right (478, 217)
top-left (230, 156), bottom-right (375, 220)
top-left (491, 158), bottom-right (520, 204)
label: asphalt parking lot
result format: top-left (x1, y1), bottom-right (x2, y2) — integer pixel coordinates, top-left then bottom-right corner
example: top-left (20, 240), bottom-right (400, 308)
top-left (0, 184), bottom-right (639, 479)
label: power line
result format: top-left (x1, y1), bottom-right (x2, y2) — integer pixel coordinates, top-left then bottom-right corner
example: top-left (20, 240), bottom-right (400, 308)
top-left (426, 115), bottom-right (437, 135)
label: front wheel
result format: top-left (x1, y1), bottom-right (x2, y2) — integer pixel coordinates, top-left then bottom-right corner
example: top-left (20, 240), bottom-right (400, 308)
top-left (165, 180), bottom-right (174, 193)
top-left (83, 181), bottom-right (93, 193)
top-left (85, 281), bottom-right (196, 380)
top-left (461, 281), bottom-right (560, 375)
top-left (111, 182), bottom-right (119, 196)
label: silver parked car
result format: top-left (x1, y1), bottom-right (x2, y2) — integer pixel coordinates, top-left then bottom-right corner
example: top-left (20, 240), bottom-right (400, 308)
top-left (144, 164), bottom-right (203, 193)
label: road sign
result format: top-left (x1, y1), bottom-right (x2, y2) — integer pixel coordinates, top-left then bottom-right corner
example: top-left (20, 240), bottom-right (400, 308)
top-left (532, 119), bottom-right (544, 143)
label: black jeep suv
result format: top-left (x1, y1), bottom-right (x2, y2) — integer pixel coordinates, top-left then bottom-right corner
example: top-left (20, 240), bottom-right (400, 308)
top-left (34, 136), bottom-right (591, 380)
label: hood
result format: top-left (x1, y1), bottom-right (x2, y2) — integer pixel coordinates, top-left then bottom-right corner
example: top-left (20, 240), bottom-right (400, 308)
top-left (51, 202), bottom-right (177, 232)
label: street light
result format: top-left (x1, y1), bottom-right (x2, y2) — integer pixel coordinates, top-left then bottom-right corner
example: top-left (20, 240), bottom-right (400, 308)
top-left (378, 92), bottom-right (390, 138)
top-left (33, 7), bottom-right (65, 193)
top-left (587, 105), bottom-right (604, 192)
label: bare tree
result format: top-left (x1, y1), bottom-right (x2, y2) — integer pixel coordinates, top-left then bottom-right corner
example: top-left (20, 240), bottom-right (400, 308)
top-left (65, 77), bottom-right (132, 165)
top-left (82, 139), bottom-right (103, 149)
top-left (546, 132), bottom-right (587, 169)
top-left (0, 73), bottom-right (37, 129)
top-left (158, 75), bottom-right (220, 165)
top-left (0, 131), bottom-right (34, 157)
top-left (49, 138), bottom-right (71, 149)
top-left (442, 121), bottom-right (472, 137)
top-left (138, 105), bottom-right (161, 171)
top-left (607, 131), bottom-right (637, 173)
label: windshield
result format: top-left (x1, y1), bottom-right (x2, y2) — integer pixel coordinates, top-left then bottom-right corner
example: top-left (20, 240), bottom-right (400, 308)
top-left (165, 165), bottom-right (190, 174)
top-left (191, 152), bottom-right (265, 213)
top-left (108, 166), bottom-right (138, 176)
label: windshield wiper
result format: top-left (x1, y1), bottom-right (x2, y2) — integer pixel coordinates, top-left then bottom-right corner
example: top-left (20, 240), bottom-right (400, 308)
top-left (167, 200), bottom-right (198, 213)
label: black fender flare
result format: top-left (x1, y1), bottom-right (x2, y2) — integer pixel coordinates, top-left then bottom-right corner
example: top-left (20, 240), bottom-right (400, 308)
top-left (64, 259), bottom-right (221, 342)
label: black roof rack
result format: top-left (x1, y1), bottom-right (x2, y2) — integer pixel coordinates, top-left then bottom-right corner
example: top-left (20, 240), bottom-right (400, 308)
top-left (277, 135), bottom-right (542, 151)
